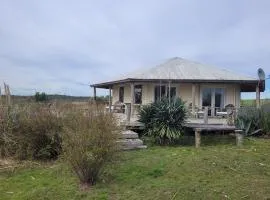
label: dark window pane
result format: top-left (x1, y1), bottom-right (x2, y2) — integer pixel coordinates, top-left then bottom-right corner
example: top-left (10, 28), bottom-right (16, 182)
top-left (202, 88), bottom-right (212, 107)
top-left (119, 87), bottom-right (124, 102)
top-left (134, 85), bottom-right (142, 104)
top-left (154, 85), bottom-right (166, 102)
top-left (167, 87), bottom-right (176, 99)
top-left (215, 88), bottom-right (224, 108)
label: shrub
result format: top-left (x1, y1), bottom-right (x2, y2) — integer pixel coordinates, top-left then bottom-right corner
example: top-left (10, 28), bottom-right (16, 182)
top-left (0, 104), bottom-right (62, 160)
top-left (261, 104), bottom-right (270, 135)
top-left (138, 98), bottom-right (187, 145)
top-left (236, 105), bottom-right (270, 136)
top-left (35, 92), bottom-right (48, 102)
top-left (62, 104), bottom-right (119, 186)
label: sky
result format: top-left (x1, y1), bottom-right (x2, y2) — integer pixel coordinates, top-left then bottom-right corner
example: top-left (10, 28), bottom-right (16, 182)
top-left (0, 0), bottom-right (270, 97)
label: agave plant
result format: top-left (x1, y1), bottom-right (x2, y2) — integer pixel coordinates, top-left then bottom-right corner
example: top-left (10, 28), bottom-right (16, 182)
top-left (138, 97), bottom-right (187, 145)
top-left (235, 107), bottom-right (262, 135)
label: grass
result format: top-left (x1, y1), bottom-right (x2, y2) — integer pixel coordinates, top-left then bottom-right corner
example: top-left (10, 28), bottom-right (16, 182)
top-left (1, 138), bottom-right (270, 200)
top-left (241, 99), bottom-right (270, 106)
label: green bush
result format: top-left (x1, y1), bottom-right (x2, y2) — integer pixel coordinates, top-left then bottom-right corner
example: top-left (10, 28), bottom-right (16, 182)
top-left (62, 104), bottom-right (119, 186)
top-left (261, 104), bottom-right (270, 135)
top-left (236, 106), bottom-right (270, 135)
top-left (35, 92), bottom-right (48, 102)
top-left (0, 104), bottom-right (62, 160)
top-left (138, 98), bottom-right (187, 145)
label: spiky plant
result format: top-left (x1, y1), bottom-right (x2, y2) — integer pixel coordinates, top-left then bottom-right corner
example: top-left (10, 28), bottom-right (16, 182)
top-left (139, 98), bottom-right (187, 145)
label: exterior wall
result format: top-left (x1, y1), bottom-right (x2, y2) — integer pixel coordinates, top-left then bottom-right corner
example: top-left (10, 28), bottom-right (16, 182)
top-left (112, 83), bottom-right (131, 104)
top-left (112, 82), bottom-right (241, 108)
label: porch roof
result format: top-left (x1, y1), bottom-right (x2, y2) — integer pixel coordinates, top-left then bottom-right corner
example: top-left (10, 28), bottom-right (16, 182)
top-left (91, 57), bottom-right (264, 92)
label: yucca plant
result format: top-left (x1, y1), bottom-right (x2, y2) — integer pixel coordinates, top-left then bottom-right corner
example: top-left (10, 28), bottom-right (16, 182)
top-left (236, 107), bottom-right (262, 135)
top-left (139, 98), bottom-right (187, 145)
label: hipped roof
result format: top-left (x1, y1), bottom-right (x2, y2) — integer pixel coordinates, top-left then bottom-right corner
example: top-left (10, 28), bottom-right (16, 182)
top-left (91, 57), bottom-right (263, 92)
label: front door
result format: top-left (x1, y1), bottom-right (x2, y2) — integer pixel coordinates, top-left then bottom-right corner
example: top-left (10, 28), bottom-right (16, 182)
top-left (202, 88), bottom-right (212, 116)
top-left (202, 88), bottom-right (225, 116)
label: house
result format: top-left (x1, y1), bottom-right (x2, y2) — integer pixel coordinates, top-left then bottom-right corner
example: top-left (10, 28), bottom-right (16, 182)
top-left (91, 57), bottom-right (265, 116)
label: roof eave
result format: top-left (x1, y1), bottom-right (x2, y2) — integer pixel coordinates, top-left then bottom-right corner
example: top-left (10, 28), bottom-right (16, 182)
top-left (91, 78), bottom-right (261, 90)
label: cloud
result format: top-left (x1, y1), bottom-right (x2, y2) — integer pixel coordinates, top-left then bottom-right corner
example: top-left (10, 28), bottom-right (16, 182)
top-left (0, 0), bottom-right (270, 97)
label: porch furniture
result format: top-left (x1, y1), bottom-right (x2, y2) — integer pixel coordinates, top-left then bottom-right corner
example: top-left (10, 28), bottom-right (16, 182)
top-left (216, 104), bottom-right (235, 118)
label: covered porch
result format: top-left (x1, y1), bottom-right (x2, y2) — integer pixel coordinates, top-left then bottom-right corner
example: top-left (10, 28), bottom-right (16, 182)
top-left (91, 79), bottom-right (264, 123)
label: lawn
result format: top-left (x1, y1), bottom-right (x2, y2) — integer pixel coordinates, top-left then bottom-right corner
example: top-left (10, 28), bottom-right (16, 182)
top-left (1, 138), bottom-right (270, 200)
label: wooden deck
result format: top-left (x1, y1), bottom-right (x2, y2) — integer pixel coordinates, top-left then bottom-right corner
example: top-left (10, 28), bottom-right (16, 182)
top-left (116, 113), bottom-right (242, 148)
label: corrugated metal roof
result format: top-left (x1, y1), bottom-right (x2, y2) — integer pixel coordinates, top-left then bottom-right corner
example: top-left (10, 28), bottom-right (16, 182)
top-left (92, 57), bottom-right (257, 87)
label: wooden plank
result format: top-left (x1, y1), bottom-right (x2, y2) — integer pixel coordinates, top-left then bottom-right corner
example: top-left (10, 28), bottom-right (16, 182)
top-left (256, 84), bottom-right (260, 108)
top-left (126, 103), bottom-right (131, 122)
top-left (195, 129), bottom-right (201, 148)
top-left (130, 83), bottom-right (135, 116)
top-left (204, 106), bottom-right (208, 124)
top-left (192, 84), bottom-right (196, 116)
top-left (109, 87), bottom-right (112, 113)
top-left (93, 87), bottom-right (97, 101)
top-left (235, 130), bottom-right (244, 146)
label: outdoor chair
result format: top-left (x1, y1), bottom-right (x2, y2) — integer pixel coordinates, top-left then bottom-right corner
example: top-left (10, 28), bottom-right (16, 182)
top-left (216, 104), bottom-right (234, 118)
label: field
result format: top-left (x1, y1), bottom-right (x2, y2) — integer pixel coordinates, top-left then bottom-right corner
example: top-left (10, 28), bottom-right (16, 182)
top-left (1, 138), bottom-right (270, 200)
top-left (241, 99), bottom-right (270, 106)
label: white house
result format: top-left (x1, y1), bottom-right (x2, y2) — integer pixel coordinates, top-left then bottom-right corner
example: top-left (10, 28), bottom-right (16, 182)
top-left (91, 57), bottom-right (264, 116)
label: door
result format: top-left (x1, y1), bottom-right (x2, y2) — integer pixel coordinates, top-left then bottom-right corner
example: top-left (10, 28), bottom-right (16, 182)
top-left (202, 88), bottom-right (212, 116)
top-left (202, 88), bottom-right (225, 116)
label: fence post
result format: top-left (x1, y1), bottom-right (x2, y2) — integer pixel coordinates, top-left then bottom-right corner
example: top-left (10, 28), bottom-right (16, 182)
top-left (126, 103), bottom-right (131, 122)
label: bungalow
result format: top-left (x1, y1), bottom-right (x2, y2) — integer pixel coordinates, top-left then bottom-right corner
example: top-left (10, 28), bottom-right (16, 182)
top-left (91, 57), bottom-right (265, 116)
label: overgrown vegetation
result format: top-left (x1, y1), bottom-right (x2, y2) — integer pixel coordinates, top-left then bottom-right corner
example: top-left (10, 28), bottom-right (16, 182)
top-left (0, 104), bottom-right (62, 160)
top-left (139, 98), bottom-right (187, 144)
top-left (236, 104), bottom-right (270, 135)
top-left (0, 103), bottom-right (120, 186)
top-left (62, 105), bottom-right (119, 186)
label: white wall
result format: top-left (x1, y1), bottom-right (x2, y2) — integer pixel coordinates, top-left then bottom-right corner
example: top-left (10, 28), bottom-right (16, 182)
top-left (112, 82), bottom-right (241, 107)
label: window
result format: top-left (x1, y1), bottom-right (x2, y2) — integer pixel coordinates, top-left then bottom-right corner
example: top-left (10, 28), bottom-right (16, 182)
top-left (134, 85), bottom-right (142, 104)
top-left (155, 85), bottom-right (176, 102)
top-left (155, 85), bottom-right (166, 102)
top-left (167, 87), bottom-right (176, 99)
top-left (119, 87), bottom-right (124, 102)
top-left (201, 88), bottom-right (225, 116)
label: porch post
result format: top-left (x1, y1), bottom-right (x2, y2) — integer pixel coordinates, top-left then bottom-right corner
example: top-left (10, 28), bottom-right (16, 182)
top-left (204, 106), bottom-right (208, 124)
top-left (256, 84), bottom-right (260, 108)
top-left (130, 82), bottom-right (135, 116)
top-left (195, 128), bottom-right (201, 148)
top-left (192, 84), bottom-right (196, 116)
top-left (109, 86), bottom-right (112, 113)
top-left (93, 87), bottom-right (97, 101)
top-left (168, 80), bottom-right (171, 104)
top-left (211, 89), bottom-right (215, 117)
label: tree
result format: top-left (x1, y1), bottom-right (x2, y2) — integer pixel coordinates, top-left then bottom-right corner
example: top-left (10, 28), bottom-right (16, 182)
top-left (35, 92), bottom-right (48, 102)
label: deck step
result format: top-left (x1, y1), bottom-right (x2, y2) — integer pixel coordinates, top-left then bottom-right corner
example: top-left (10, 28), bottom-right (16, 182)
top-left (122, 145), bottom-right (147, 150)
top-left (119, 130), bottom-right (139, 139)
top-left (117, 139), bottom-right (143, 146)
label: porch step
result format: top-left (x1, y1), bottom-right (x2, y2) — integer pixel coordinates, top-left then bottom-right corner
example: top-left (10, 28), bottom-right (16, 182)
top-left (119, 130), bottom-right (139, 139)
top-left (117, 138), bottom-right (143, 147)
top-left (122, 145), bottom-right (148, 150)
top-left (117, 130), bottom-right (147, 150)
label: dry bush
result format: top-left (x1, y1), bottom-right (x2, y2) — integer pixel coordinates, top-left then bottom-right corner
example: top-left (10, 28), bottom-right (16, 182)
top-left (0, 104), bottom-right (62, 160)
top-left (62, 103), bottom-right (119, 186)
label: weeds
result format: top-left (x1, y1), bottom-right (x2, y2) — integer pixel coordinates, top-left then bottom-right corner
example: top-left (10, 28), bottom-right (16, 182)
top-left (0, 104), bottom-right (62, 160)
top-left (62, 104), bottom-right (119, 186)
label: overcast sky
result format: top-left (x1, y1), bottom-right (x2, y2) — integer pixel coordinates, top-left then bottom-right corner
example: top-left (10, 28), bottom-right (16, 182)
top-left (0, 0), bottom-right (269, 97)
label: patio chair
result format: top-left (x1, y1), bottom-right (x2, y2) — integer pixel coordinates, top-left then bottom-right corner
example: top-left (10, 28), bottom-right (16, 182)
top-left (216, 104), bottom-right (234, 118)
